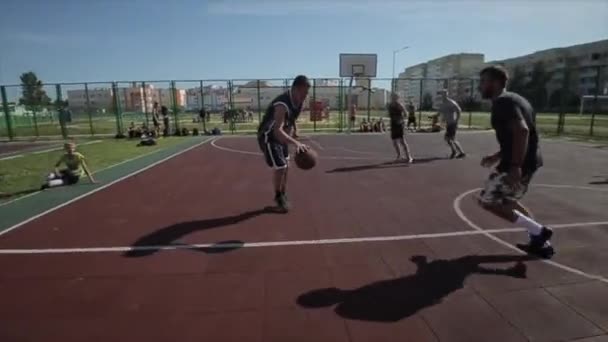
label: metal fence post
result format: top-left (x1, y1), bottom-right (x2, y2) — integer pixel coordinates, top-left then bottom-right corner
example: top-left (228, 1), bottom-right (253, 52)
top-left (142, 82), bottom-right (150, 128)
top-left (367, 78), bottom-right (371, 121)
top-left (1, 86), bottom-right (15, 140)
top-left (56, 84), bottom-right (68, 139)
top-left (256, 80), bottom-right (262, 123)
top-left (170, 80), bottom-right (179, 134)
top-left (589, 66), bottom-right (601, 136)
top-left (468, 79), bottom-right (473, 129)
top-left (199, 80), bottom-right (207, 133)
top-left (339, 79), bottom-right (344, 132)
top-left (557, 68), bottom-right (567, 135)
top-left (84, 83), bottom-right (94, 136)
top-left (228, 80), bottom-right (234, 110)
top-left (418, 79), bottom-right (423, 126)
top-left (312, 79), bottom-right (316, 132)
top-left (111, 82), bottom-right (124, 137)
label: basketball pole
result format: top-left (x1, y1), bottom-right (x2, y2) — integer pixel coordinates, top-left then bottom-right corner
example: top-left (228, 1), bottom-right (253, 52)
top-left (347, 76), bottom-right (354, 134)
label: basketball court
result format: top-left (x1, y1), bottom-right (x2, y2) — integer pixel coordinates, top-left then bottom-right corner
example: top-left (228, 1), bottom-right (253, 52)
top-left (0, 130), bottom-right (607, 342)
top-left (1, 55), bottom-right (607, 342)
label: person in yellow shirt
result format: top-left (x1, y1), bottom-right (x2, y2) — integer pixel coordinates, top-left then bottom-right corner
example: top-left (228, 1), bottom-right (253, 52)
top-left (41, 142), bottom-right (96, 190)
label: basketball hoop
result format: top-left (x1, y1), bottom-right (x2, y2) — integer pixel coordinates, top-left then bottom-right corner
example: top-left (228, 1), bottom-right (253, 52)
top-left (339, 54), bottom-right (377, 133)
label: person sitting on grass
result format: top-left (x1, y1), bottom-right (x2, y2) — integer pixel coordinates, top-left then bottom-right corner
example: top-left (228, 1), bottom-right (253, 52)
top-left (360, 119), bottom-right (371, 132)
top-left (138, 129), bottom-right (158, 146)
top-left (378, 117), bottom-right (386, 132)
top-left (431, 114), bottom-right (442, 132)
top-left (128, 122), bottom-right (138, 139)
top-left (371, 119), bottom-right (379, 132)
top-left (41, 142), bottom-right (96, 190)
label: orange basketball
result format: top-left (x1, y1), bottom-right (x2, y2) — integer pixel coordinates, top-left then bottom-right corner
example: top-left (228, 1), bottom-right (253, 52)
top-left (295, 149), bottom-right (317, 170)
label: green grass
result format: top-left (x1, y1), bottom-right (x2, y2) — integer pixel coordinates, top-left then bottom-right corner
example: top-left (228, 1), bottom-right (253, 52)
top-left (2, 110), bottom-right (607, 140)
top-left (0, 137), bottom-right (189, 197)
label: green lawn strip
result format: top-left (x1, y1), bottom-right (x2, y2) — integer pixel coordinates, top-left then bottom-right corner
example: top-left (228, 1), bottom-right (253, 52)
top-left (0, 137), bottom-right (208, 233)
top-left (0, 137), bottom-right (196, 199)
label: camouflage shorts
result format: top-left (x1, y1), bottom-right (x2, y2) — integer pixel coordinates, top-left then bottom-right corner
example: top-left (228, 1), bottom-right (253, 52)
top-left (479, 171), bottom-right (533, 205)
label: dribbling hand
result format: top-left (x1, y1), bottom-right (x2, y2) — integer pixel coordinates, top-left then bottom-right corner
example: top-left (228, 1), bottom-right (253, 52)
top-left (296, 143), bottom-right (309, 154)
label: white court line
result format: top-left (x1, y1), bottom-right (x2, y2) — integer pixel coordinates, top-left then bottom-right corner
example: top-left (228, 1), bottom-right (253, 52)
top-left (454, 185), bottom-right (608, 284)
top-left (0, 143), bottom-right (168, 208)
top-left (31, 140), bottom-right (102, 155)
top-left (0, 221), bottom-right (606, 255)
top-left (0, 140), bottom-right (102, 161)
top-left (211, 137), bottom-right (386, 161)
top-left (536, 183), bottom-right (608, 192)
top-left (331, 147), bottom-right (383, 155)
top-left (0, 155), bottom-right (23, 161)
top-left (0, 138), bottom-right (212, 237)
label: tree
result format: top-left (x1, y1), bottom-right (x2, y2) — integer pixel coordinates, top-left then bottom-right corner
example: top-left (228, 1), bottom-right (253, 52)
top-left (461, 96), bottom-right (481, 111)
top-left (525, 61), bottom-right (552, 110)
top-left (421, 93), bottom-right (433, 111)
top-left (508, 66), bottom-right (527, 96)
top-left (54, 99), bottom-right (68, 108)
top-left (19, 71), bottom-right (51, 113)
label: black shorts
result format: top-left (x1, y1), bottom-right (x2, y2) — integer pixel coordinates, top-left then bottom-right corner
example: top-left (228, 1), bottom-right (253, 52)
top-left (390, 124), bottom-right (404, 140)
top-left (59, 169), bottom-right (80, 185)
top-left (153, 119), bottom-right (160, 127)
top-left (445, 123), bottom-right (458, 139)
top-left (258, 136), bottom-right (289, 169)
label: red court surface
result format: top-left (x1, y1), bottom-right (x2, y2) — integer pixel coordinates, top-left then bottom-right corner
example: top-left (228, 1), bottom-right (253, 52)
top-left (1, 132), bottom-right (608, 342)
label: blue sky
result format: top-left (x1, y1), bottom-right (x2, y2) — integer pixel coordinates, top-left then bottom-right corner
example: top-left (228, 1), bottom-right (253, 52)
top-left (1, 0), bottom-right (607, 85)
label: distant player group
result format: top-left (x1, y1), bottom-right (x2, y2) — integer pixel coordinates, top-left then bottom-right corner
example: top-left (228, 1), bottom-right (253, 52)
top-left (257, 66), bottom-right (554, 258)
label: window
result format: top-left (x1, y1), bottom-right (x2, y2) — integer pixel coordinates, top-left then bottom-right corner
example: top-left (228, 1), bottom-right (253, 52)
top-left (591, 53), bottom-right (601, 60)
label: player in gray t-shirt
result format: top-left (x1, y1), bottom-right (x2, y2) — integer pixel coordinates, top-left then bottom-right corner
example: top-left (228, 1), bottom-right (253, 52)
top-left (437, 90), bottom-right (465, 159)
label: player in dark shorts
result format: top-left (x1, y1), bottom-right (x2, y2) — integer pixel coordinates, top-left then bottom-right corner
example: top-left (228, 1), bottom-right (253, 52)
top-left (437, 90), bottom-right (465, 159)
top-left (406, 101), bottom-right (417, 131)
top-left (257, 75), bottom-right (310, 212)
top-left (151, 102), bottom-right (161, 137)
top-left (161, 105), bottom-right (170, 136)
top-left (478, 65), bottom-right (554, 258)
top-left (349, 104), bottom-right (357, 131)
top-left (387, 94), bottom-right (413, 163)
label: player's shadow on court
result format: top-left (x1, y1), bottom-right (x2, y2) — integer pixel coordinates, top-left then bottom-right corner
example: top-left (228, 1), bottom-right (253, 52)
top-left (326, 157), bottom-right (446, 173)
top-left (124, 207), bottom-right (279, 257)
top-left (297, 254), bottom-right (533, 322)
top-left (589, 176), bottom-right (608, 185)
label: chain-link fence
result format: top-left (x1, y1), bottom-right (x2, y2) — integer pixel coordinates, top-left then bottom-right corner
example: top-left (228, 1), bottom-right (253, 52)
top-left (2, 71), bottom-right (607, 140)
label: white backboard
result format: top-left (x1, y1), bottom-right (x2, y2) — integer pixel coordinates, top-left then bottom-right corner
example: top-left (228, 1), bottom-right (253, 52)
top-left (339, 53), bottom-right (377, 78)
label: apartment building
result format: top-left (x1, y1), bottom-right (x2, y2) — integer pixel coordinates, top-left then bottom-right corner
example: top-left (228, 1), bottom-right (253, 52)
top-left (66, 88), bottom-right (114, 114)
top-left (232, 80), bottom-right (389, 111)
top-left (185, 85), bottom-right (229, 111)
top-left (489, 39), bottom-right (608, 101)
top-left (67, 84), bottom-right (187, 114)
top-left (396, 53), bottom-right (485, 108)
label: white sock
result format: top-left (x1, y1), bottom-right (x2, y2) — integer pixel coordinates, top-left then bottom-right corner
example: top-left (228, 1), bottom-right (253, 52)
top-left (47, 173), bottom-right (57, 180)
top-left (514, 210), bottom-right (543, 236)
top-left (48, 179), bottom-right (64, 188)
